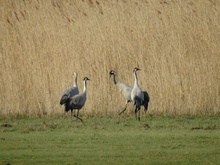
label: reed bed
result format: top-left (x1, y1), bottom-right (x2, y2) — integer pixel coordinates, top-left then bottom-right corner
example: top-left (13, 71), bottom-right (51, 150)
top-left (0, 0), bottom-right (220, 116)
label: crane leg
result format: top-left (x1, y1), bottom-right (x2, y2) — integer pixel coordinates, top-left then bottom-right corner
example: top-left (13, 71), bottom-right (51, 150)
top-left (138, 110), bottom-right (140, 121)
top-left (135, 109), bottom-right (137, 120)
top-left (144, 103), bottom-right (149, 114)
top-left (71, 110), bottom-right (73, 120)
top-left (135, 108), bottom-right (140, 121)
top-left (118, 101), bottom-right (130, 115)
top-left (74, 110), bottom-right (83, 122)
top-left (119, 105), bottom-right (127, 115)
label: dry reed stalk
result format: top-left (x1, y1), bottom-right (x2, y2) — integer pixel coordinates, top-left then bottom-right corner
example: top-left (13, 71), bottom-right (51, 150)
top-left (0, 0), bottom-right (219, 116)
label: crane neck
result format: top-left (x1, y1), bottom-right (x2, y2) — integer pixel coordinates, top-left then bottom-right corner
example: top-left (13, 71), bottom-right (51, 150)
top-left (83, 80), bottom-right (87, 92)
top-left (74, 75), bottom-right (78, 87)
top-left (112, 74), bottom-right (117, 85)
top-left (133, 71), bottom-right (139, 87)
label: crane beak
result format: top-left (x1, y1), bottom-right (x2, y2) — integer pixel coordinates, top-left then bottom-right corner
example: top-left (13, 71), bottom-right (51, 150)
top-left (109, 71), bottom-right (113, 78)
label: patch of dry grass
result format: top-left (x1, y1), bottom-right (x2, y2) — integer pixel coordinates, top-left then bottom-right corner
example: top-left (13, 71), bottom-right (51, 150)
top-left (0, 0), bottom-right (220, 116)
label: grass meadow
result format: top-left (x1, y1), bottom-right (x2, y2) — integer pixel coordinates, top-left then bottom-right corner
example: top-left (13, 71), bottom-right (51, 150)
top-left (0, 115), bottom-right (220, 165)
top-left (0, 1), bottom-right (220, 164)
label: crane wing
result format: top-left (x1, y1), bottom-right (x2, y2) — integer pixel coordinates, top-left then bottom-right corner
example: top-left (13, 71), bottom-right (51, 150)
top-left (69, 92), bottom-right (86, 109)
top-left (71, 96), bottom-right (81, 105)
top-left (60, 86), bottom-right (79, 105)
top-left (116, 82), bottom-right (132, 91)
top-left (60, 94), bottom-right (71, 105)
top-left (116, 82), bottom-right (132, 100)
top-left (143, 91), bottom-right (150, 112)
top-left (62, 86), bottom-right (79, 96)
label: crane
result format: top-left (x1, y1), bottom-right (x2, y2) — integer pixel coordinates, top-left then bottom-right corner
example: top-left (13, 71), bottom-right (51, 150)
top-left (109, 70), bottom-right (132, 115)
top-left (109, 70), bottom-right (150, 116)
top-left (131, 67), bottom-right (146, 121)
top-left (64, 77), bottom-right (90, 122)
top-left (60, 72), bottom-right (79, 117)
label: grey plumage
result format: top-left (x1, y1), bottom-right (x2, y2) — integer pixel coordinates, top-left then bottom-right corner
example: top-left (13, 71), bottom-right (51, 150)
top-left (60, 72), bottom-right (79, 105)
top-left (143, 91), bottom-right (150, 113)
top-left (64, 77), bottom-right (90, 122)
top-left (109, 70), bottom-right (132, 115)
top-left (109, 70), bottom-right (150, 116)
top-left (131, 67), bottom-right (146, 121)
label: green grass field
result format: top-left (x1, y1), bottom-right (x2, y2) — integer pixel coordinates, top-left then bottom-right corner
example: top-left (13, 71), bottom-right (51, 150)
top-left (0, 115), bottom-right (219, 165)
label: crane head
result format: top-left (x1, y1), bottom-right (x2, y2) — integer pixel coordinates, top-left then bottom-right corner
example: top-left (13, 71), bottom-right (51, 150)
top-left (73, 72), bottom-right (78, 77)
top-left (133, 67), bottom-right (141, 72)
top-left (83, 77), bottom-right (90, 81)
top-left (109, 70), bottom-right (116, 77)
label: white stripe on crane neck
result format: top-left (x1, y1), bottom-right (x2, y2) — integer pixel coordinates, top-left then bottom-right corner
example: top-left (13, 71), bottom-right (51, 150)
top-left (134, 70), bottom-right (139, 87)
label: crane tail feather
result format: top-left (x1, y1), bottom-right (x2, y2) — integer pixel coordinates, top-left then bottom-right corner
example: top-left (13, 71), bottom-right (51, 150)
top-left (60, 94), bottom-right (70, 105)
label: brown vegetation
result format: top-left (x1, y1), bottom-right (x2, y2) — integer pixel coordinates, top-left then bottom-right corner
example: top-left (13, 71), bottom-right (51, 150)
top-left (0, 0), bottom-right (220, 116)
